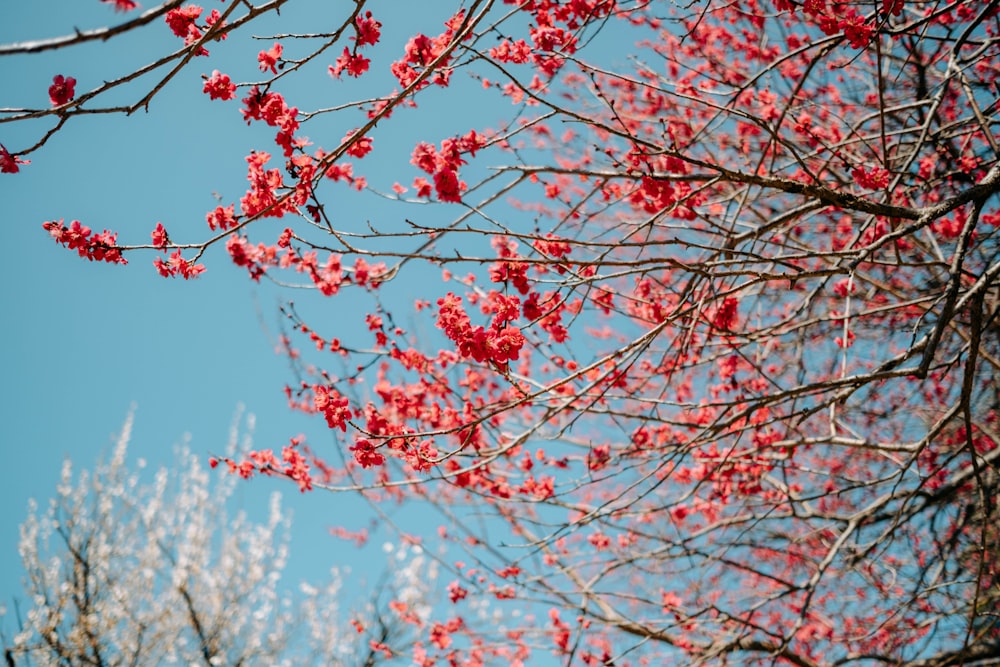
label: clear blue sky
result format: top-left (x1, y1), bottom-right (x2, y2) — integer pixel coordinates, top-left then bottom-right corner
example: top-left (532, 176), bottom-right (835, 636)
top-left (0, 0), bottom-right (497, 618)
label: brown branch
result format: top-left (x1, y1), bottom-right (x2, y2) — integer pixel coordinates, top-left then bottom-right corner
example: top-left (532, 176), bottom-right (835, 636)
top-left (0, 0), bottom-right (186, 55)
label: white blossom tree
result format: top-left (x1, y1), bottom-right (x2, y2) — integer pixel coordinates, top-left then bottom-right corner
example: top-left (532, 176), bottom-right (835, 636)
top-left (3, 412), bottom-right (437, 667)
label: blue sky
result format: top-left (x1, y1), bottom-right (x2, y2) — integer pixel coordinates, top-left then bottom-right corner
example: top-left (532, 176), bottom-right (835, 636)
top-left (0, 0), bottom-right (495, 621)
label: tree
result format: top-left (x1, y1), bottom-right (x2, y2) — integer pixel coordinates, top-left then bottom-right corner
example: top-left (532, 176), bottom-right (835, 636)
top-left (4, 0), bottom-right (999, 665)
top-left (3, 412), bottom-right (439, 666)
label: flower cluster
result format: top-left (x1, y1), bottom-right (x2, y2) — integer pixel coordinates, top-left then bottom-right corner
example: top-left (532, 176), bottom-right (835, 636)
top-left (500, 0), bottom-right (613, 78)
top-left (153, 250), bottom-right (205, 279)
top-left (165, 5), bottom-right (202, 40)
top-left (206, 203), bottom-right (238, 231)
top-left (489, 39), bottom-right (532, 64)
top-left (852, 165), bottom-right (891, 190)
top-left (488, 236), bottom-right (531, 294)
top-left (529, 16), bottom-right (577, 76)
top-left (224, 229), bottom-right (385, 292)
top-left (390, 10), bottom-right (467, 89)
top-left (225, 234), bottom-right (275, 282)
top-left (313, 385), bottom-right (351, 431)
top-left (341, 130), bottom-right (373, 158)
top-left (241, 151), bottom-right (283, 217)
top-left (329, 48), bottom-right (370, 78)
top-left (711, 296), bottom-right (741, 331)
top-left (328, 11), bottom-right (380, 78)
top-left (202, 70), bottom-right (236, 101)
top-left (409, 130), bottom-right (484, 203)
top-left (241, 88), bottom-right (298, 131)
top-left (241, 87), bottom-right (301, 158)
top-left (164, 4), bottom-right (224, 54)
top-left (42, 219), bottom-right (127, 264)
top-left (349, 439), bottom-right (386, 468)
top-left (798, 0), bottom-right (878, 48)
top-left (354, 11), bottom-right (381, 47)
top-left (212, 437), bottom-right (313, 492)
top-left (436, 292), bottom-right (525, 367)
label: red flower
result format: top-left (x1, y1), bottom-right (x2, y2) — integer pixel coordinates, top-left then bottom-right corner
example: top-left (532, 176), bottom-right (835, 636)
top-left (433, 167), bottom-right (463, 202)
top-left (429, 622), bottom-right (453, 650)
top-left (490, 39), bottom-right (532, 64)
top-left (413, 177), bottom-right (432, 198)
top-left (839, 13), bottom-right (874, 48)
top-left (350, 439), bottom-right (386, 468)
top-left (852, 166), bottom-right (890, 190)
top-left (447, 580), bottom-right (469, 603)
top-left (313, 385), bottom-right (351, 431)
top-left (165, 5), bottom-right (202, 39)
top-left (48, 75), bottom-right (76, 107)
top-left (329, 47), bottom-right (370, 78)
top-left (342, 130), bottom-right (373, 158)
top-left (150, 222), bottom-right (168, 249)
top-left (883, 0), bottom-right (904, 15)
top-left (959, 155), bottom-right (979, 174)
top-left (354, 11), bottom-right (381, 47)
top-left (240, 87), bottom-right (298, 134)
top-left (0, 144), bottom-right (29, 174)
top-left (258, 42), bottom-right (282, 74)
top-left (712, 296), bottom-right (740, 331)
top-left (101, 0), bottom-right (138, 10)
top-left (410, 142), bottom-right (438, 174)
top-left (203, 70), bottom-right (236, 101)
top-left (206, 203), bottom-right (237, 231)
